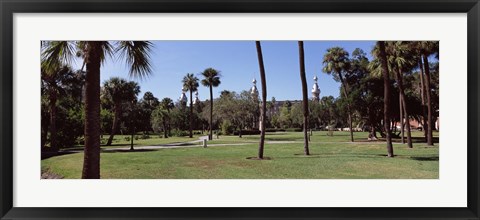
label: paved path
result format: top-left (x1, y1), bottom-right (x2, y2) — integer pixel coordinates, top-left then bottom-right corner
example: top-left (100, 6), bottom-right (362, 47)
top-left (59, 136), bottom-right (386, 153)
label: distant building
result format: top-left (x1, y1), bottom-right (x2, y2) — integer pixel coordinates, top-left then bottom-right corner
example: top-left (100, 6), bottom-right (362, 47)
top-left (250, 78), bottom-right (258, 97)
top-left (193, 91), bottom-right (200, 105)
top-left (178, 88), bottom-right (187, 106)
top-left (311, 75), bottom-right (320, 102)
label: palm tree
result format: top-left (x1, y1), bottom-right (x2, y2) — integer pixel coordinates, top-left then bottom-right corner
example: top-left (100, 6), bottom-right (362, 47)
top-left (298, 41), bottom-right (310, 156)
top-left (103, 77), bottom-right (140, 146)
top-left (200, 68), bottom-right (221, 140)
top-left (376, 41), bottom-right (394, 157)
top-left (41, 64), bottom-right (76, 152)
top-left (418, 41), bottom-right (438, 146)
top-left (160, 97), bottom-right (174, 138)
top-left (387, 41), bottom-right (414, 148)
top-left (255, 41), bottom-right (268, 159)
top-left (41, 41), bottom-right (153, 179)
top-left (182, 73), bottom-right (199, 138)
top-left (322, 47), bottom-right (354, 142)
top-left (151, 106), bottom-right (170, 139)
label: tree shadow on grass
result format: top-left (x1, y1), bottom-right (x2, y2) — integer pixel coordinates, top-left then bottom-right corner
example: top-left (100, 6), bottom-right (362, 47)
top-left (101, 149), bottom-right (159, 153)
top-left (284, 153), bottom-right (438, 160)
top-left (150, 142), bottom-right (197, 147)
top-left (385, 136), bottom-right (439, 144)
top-left (410, 156), bottom-right (439, 161)
top-left (41, 151), bottom-right (77, 160)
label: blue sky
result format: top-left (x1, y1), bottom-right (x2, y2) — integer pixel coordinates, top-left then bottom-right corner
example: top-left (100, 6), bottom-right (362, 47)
top-left (76, 41), bottom-right (376, 102)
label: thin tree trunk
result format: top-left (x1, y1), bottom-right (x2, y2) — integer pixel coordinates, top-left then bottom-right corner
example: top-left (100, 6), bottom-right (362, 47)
top-left (49, 91), bottom-right (58, 152)
top-left (419, 60), bottom-right (428, 141)
top-left (255, 41), bottom-right (267, 159)
top-left (423, 54), bottom-right (434, 146)
top-left (82, 42), bottom-right (101, 179)
top-left (130, 129), bottom-right (134, 151)
top-left (399, 93), bottom-right (404, 144)
top-left (338, 74), bottom-right (354, 142)
top-left (189, 90), bottom-right (193, 138)
top-left (130, 102), bottom-right (135, 151)
top-left (396, 67), bottom-right (413, 148)
top-left (163, 116), bottom-right (168, 138)
top-left (378, 41), bottom-right (394, 157)
top-left (209, 85), bottom-right (213, 140)
top-left (106, 102), bottom-right (121, 146)
top-left (298, 41), bottom-right (310, 155)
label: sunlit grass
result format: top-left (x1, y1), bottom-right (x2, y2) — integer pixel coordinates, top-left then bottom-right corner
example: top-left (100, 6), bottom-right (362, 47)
top-left (42, 131), bottom-right (439, 179)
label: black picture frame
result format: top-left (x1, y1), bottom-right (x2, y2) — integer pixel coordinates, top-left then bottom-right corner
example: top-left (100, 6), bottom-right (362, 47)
top-left (1, 0), bottom-right (479, 219)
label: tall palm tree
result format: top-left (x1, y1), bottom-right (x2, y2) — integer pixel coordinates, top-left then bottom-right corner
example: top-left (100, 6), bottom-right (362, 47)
top-left (41, 41), bottom-right (153, 179)
top-left (255, 41), bottom-right (268, 159)
top-left (417, 58), bottom-right (428, 140)
top-left (322, 47), bottom-right (354, 142)
top-left (387, 41), bottom-right (414, 148)
top-left (418, 41), bottom-right (438, 146)
top-left (41, 64), bottom-right (76, 151)
top-left (298, 41), bottom-right (310, 156)
top-left (376, 41), bottom-right (394, 157)
top-left (182, 73), bottom-right (199, 138)
top-left (103, 77), bottom-right (140, 146)
top-left (160, 97), bottom-right (174, 138)
top-left (200, 68), bottom-right (221, 140)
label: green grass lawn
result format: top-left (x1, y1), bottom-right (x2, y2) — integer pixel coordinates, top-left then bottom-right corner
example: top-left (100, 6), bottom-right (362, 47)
top-left (42, 131), bottom-right (439, 179)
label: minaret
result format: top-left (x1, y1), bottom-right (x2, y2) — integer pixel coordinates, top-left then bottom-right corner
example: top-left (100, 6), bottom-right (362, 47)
top-left (179, 88), bottom-right (188, 105)
top-left (193, 91), bottom-right (200, 105)
top-left (250, 78), bottom-right (259, 97)
top-left (311, 75), bottom-right (320, 102)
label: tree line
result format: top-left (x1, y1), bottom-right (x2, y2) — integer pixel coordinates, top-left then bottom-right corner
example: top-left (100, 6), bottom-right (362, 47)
top-left (41, 40), bottom-right (439, 178)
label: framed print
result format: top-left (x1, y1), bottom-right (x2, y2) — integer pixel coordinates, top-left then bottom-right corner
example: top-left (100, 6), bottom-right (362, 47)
top-left (1, 0), bottom-right (479, 219)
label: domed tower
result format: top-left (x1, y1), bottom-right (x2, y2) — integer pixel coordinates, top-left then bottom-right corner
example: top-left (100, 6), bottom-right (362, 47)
top-left (193, 91), bottom-right (200, 105)
top-left (311, 75), bottom-right (320, 102)
top-left (179, 88), bottom-right (188, 105)
top-left (250, 78), bottom-right (259, 97)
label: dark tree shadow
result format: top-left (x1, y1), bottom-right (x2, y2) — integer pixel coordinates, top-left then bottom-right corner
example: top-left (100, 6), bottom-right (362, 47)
top-left (41, 151), bottom-right (77, 160)
top-left (153, 142), bottom-right (197, 147)
top-left (410, 156), bottom-right (439, 161)
top-left (101, 149), bottom-right (159, 153)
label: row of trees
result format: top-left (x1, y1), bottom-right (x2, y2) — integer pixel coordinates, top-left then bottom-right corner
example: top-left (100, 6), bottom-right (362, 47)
top-left (41, 40), bottom-right (439, 178)
top-left (252, 41), bottom-right (439, 159)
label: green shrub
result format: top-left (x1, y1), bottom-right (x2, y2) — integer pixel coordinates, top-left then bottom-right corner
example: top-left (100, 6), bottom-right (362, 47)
top-left (221, 120), bottom-right (234, 135)
top-left (171, 129), bottom-right (189, 137)
top-left (124, 136), bottom-right (131, 142)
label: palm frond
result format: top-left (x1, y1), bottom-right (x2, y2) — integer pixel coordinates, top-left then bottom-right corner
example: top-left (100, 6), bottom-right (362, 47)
top-left (116, 41), bottom-right (153, 80)
top-left (41, 41), bottom-right (76, 74)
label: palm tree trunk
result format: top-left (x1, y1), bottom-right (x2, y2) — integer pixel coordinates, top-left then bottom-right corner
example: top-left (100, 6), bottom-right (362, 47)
top-left (418, 60), bottom-right (428, 141)
top-left (255, 41), bottom-right (267, 159)
top-left (82, 42), bottom-right (102, 179)
top-left (106, 102), bottom-right (121, 146)
top-left (396, 67), bottom-right (413, 148)
top-left (378, 41), bottom-right (394, 157)
top-left (163, 116), bottom-right (168, 138)
top-left (49, 90), bottom-right (58, 152)
top-left (399, 93), bottom-right (404, 144)
top-left (423, 54), bottom-right (434, 146)
top-left (298, 41), bottom-right (310, 156)
top-left (338, 74), bottom-right (354, 142)
top-left (209, 85), bottom-right (213, 140)
top-left (189, 90), bottom-right (193, 138)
